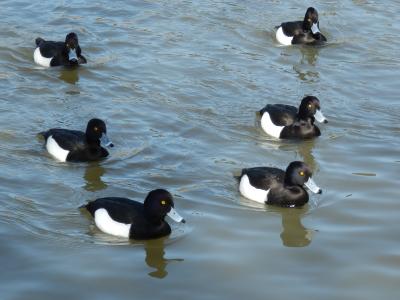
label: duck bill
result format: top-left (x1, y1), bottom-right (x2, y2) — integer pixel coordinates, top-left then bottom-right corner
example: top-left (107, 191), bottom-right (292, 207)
top-left (314, 109), bottom-right (327, 123)
top-left (100, 133), bottom-right (114, 148)
top-left (311, 22), bottom-right (320, 34)
top-left (304, 177), bottom-right (322, 194)
top-left (68, 48), bottom-right (78, 62)
top-left (167, 207), bottom-right (185, 223)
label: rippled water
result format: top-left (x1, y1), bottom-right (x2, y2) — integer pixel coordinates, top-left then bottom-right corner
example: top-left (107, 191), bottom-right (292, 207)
top-left (1, 0), bottom-right (399, 299)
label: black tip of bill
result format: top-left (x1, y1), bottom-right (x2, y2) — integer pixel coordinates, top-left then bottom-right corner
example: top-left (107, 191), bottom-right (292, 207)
top-left (317, 189), bottom-right (322, 194)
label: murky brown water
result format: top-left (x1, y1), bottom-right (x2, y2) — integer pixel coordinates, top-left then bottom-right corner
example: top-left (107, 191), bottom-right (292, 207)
top-left (1, 1), bottom-right (399, 299)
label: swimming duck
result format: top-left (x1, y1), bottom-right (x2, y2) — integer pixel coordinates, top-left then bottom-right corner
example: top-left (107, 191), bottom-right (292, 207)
top-left (275, 7), bottom-right (327, 46)
top-left (34, 32), bottom-right (87, 67)
top-left (238, 161), bottom-right (322, 207)
top-left (39, 118), bottom-right (113, 162)
top-left (259, 95), bottom-right (327, 139)
top-left (81, 189), bottom-right (186, 240)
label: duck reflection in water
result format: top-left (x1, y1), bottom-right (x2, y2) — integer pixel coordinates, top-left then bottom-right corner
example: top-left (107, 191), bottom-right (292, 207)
top-left (274, 206), bottom-right (314, 247)
top-left (59, 67), bottom-right (79, 84)
top-left (299, 44), bottom-right (320, 66)
top-left (143, 237), bottom-right (184, 279)
top-left (238, 199), bottom-right (314, 247)
top-left (83, 163), bottom-right (107, 192)
top-left (293, 46), bottom-right (320, 83)
top-left (296, 138), bottom-right (317, 171)
top-left (256, 137), bottom-right (318, 172)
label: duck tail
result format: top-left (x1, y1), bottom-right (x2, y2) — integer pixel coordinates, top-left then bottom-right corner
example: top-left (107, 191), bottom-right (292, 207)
top-left (80, 201), bottom-right (95, 214)
top-left (79, 204), bottom-right (87, 209)
top-left (259, 106), bottom-right (268, 116)
top-left (37, 131), bottom-right (49, 140)
top-left (35, 37), bottom-right (45, 47)
top-left (234, 169), bottom-right (245, 182)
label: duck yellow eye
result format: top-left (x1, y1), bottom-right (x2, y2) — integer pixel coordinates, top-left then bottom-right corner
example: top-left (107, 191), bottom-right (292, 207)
top-left (94, 127), bottom-right (98, 131)
top-left (308, 104), bottom-right (312, 108)
top-left (161, 200), bottom-right (166, 205)
top-left (299, 171), bottom-right (305, 176)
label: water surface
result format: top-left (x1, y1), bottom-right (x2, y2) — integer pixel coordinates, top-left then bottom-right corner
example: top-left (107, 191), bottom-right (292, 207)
top-left (1, 1), bottom-right (399, 299)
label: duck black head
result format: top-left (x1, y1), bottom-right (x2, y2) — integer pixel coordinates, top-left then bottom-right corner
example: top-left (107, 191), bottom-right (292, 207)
top-left (303, 7), bottom-right (320, 34)
top-left (86, 118), bottom-right (114, 147)
top-left (298, 96), bottom-right (328, 123)
top-left (285, 161), bottom-right (322, 194)
top-left (144, 189), bottom-right (185, 224)
top-left (65, 32), bottom-right (79, 64)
